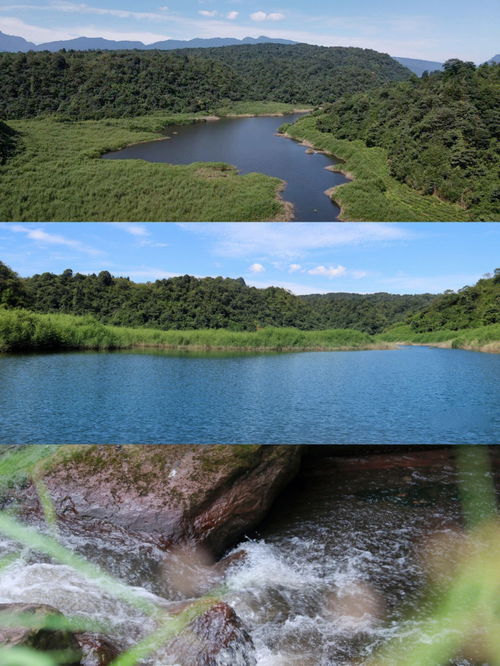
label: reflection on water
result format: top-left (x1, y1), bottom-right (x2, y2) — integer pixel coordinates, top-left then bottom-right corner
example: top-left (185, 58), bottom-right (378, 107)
top-left (0, 346), bottom-right (498, 443)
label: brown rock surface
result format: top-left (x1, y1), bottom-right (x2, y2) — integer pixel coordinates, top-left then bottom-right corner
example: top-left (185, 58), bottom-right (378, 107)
top-left (18, 445), bottom-right (302, 557)
top-left (75, 632), bottom-right (121, 666)
top-left (161, 601), bottom-right (256, 666)
top-left (0, 603), bottom-right (82, 665)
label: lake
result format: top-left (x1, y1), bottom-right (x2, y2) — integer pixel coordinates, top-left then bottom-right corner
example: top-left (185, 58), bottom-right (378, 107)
top-left (102, 114), bottom-right (348, 221)
top-left (0, 346), bottom-right (498, 444)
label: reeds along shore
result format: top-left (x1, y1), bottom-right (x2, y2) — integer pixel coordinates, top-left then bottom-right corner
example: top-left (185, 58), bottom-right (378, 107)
top-left (0, 309), bottom-right (498, 354)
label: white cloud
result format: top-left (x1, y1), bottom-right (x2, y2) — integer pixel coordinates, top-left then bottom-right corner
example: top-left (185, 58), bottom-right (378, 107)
top-left (9, 224), bottom-right (102, 256)
top-left (250, 11), bottom-right (284, 22)
top-left (226, 11), bottom-right (239, 20)
top-left (249, 262), bottom-right (265, 273)
top-left (351, 270), bottom-right (368, 279)
top-left (180, 223), bottom-right (413, 261)
top-left (308, 265), bottom-right (346, 278)
top-left (198, 10), bottom-right (217, 18)
top-left (288, 264), bottom-right (302, 273)
top-left (113, 223), bottom-right (149, 237)
top-left (0, 16), bottom-right (169, 43)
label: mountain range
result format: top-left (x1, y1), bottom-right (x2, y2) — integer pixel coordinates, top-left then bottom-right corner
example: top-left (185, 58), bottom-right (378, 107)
top-left (0, 32), bottom-right (295, 52)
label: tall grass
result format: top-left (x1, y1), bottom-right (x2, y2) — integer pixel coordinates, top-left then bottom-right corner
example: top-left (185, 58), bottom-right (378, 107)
top-left (2, 309), bottom-right (498, 353)
top-left (283, 115), bottom-right (472, 221)
top-left (0, 112), bottom-right (289, 222)
top-left (0, 309), bottom-right (375, 352)
top-left (377, 323), bottom-right (500, 352)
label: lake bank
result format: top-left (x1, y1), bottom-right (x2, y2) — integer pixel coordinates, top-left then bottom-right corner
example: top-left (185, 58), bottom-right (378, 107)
top-left (283, 115), bottom-right (472, 221)
top-left (0, 108), bottom-right (296, 222)
top-left (102, 112), bottom-right (345, 221)
top-left (1, 310), bottom-right (499, 354)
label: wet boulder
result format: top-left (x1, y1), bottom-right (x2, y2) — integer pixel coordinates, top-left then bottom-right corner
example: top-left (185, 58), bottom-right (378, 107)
top-left (161, 601), bottom-right (256, 666)
top-left (0, 602), bottom-right (82, 665)
top-left (19, 445), bottom-right (302, 557)
top-left (75, 632), bottom-right (121, 666)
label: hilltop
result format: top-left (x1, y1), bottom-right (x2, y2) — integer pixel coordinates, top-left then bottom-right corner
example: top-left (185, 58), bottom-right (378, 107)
top-left (0, 44), bottom-right (411, 119)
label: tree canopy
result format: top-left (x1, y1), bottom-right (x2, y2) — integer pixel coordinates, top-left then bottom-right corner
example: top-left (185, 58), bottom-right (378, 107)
top-left (0, 44), bottom-right (411, 120)
top-left (315, 61), bottom-right (500, 218)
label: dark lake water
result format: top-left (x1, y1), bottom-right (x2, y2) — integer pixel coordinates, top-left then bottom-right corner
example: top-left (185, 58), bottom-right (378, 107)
top-left (102, 114), bottom-right (348, 221)
top-left (0, 346), bottom-right (498, 444)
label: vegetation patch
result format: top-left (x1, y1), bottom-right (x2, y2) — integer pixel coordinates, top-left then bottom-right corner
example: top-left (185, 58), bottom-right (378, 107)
top-left (313, 60), bottom-right (500, 220)
top-left (283, 115), bottom-right (471, 221)
top-left (0, 115), bottom-right (286, 221)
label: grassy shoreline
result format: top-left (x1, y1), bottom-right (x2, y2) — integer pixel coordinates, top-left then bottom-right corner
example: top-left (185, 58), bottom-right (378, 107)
top-left (0, 103), bottom-right (299, 222)
top-left (1, 310), bottom-right (498, 354)
top-left (282, 115), bottom-right (472, 221)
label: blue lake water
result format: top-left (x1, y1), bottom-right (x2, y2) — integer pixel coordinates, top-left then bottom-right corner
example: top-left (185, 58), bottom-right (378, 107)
top-left (0, 346), bottom-right (498, 444)
top-left (102, 114), bottom-right (348, 221)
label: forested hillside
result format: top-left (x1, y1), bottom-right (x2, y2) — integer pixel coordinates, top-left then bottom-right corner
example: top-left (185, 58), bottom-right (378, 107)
top-left (315, 60), bottom-right (500, 218)
top-left (181, 43), bottom-right (411, 105)
top-left (0, 262), bottom-right (435, 333)
top-left (300, 292), bottom-right (435, 334)
top-left (0, 44), bottom-right (411, 119)
top-left (406, 272), bottom-right (500, 332)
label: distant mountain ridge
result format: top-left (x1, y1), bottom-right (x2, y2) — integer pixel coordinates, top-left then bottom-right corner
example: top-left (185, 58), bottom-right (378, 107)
top-left (393, 56), bottom-right (443, 76)
top-left (0, 31), bottom-right (295, 52)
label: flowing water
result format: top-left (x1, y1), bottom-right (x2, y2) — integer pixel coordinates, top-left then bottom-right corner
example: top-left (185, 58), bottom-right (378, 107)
top-left (0, 346), bottom-right (498, 444)
top-left (102, 114), bottom-right (348, 221)
top-left (0, 450), bottom-right (496, 664)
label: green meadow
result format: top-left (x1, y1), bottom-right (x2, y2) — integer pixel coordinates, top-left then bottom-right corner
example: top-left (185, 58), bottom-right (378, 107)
top-left (282, 115), bottom-right (472, 221)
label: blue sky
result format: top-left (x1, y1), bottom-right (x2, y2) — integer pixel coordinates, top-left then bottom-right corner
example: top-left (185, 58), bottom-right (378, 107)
top-left (0, 222), bottom-right (497, 295)
top-left (0, 0), bottom-right (498, 62)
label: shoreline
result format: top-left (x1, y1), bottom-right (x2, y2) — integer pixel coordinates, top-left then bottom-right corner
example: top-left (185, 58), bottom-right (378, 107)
top-left (392, 340), bottom-right (500, 354)
top-left (280, 131), bottom-right (354, 220)
top-left (4, 340), bottom-right (498, 354)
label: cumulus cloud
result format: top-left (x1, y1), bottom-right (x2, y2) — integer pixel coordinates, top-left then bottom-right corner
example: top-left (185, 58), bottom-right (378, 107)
top-left (289, 264), bottom-right (302, 273)
top-left (250, 11), bottom-right (284, 22)
top-left (249, 262), bottom-right (265, 273)
top-left (226, 11), bottom-right (239, 20)
top-left (308, 265), bottom-right (346, 278)
top-left (198, 10), bottom-right (217, 17)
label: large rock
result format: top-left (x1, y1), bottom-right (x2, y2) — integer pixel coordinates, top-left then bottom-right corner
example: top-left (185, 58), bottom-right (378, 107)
top-left (161, 601), bottom-right (256, 666)
top-left (0, 603), bottom-right (82, 665)
top-left (18, 445), bottom-right (302, 556)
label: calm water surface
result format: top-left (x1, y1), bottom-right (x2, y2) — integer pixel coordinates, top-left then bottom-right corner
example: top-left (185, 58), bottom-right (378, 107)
top-left (0, 346), bottom-right (498, 444)
top-left (102, 114), bottom-right (348, 221)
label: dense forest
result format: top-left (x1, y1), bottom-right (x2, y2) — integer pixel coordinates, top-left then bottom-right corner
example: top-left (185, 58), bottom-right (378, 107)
top-left (0, 261), bottom-right (438, 334)
top-left (179, 44), bottom-right (411, 105)
top-left (406, 271), bottom-right (500, 332)
top-left (0, 44), bottom-right (411, 119)
top-left (300, 292), bottom-right (435, 334)
top-left (315, 60), bottom-right (500, 218)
